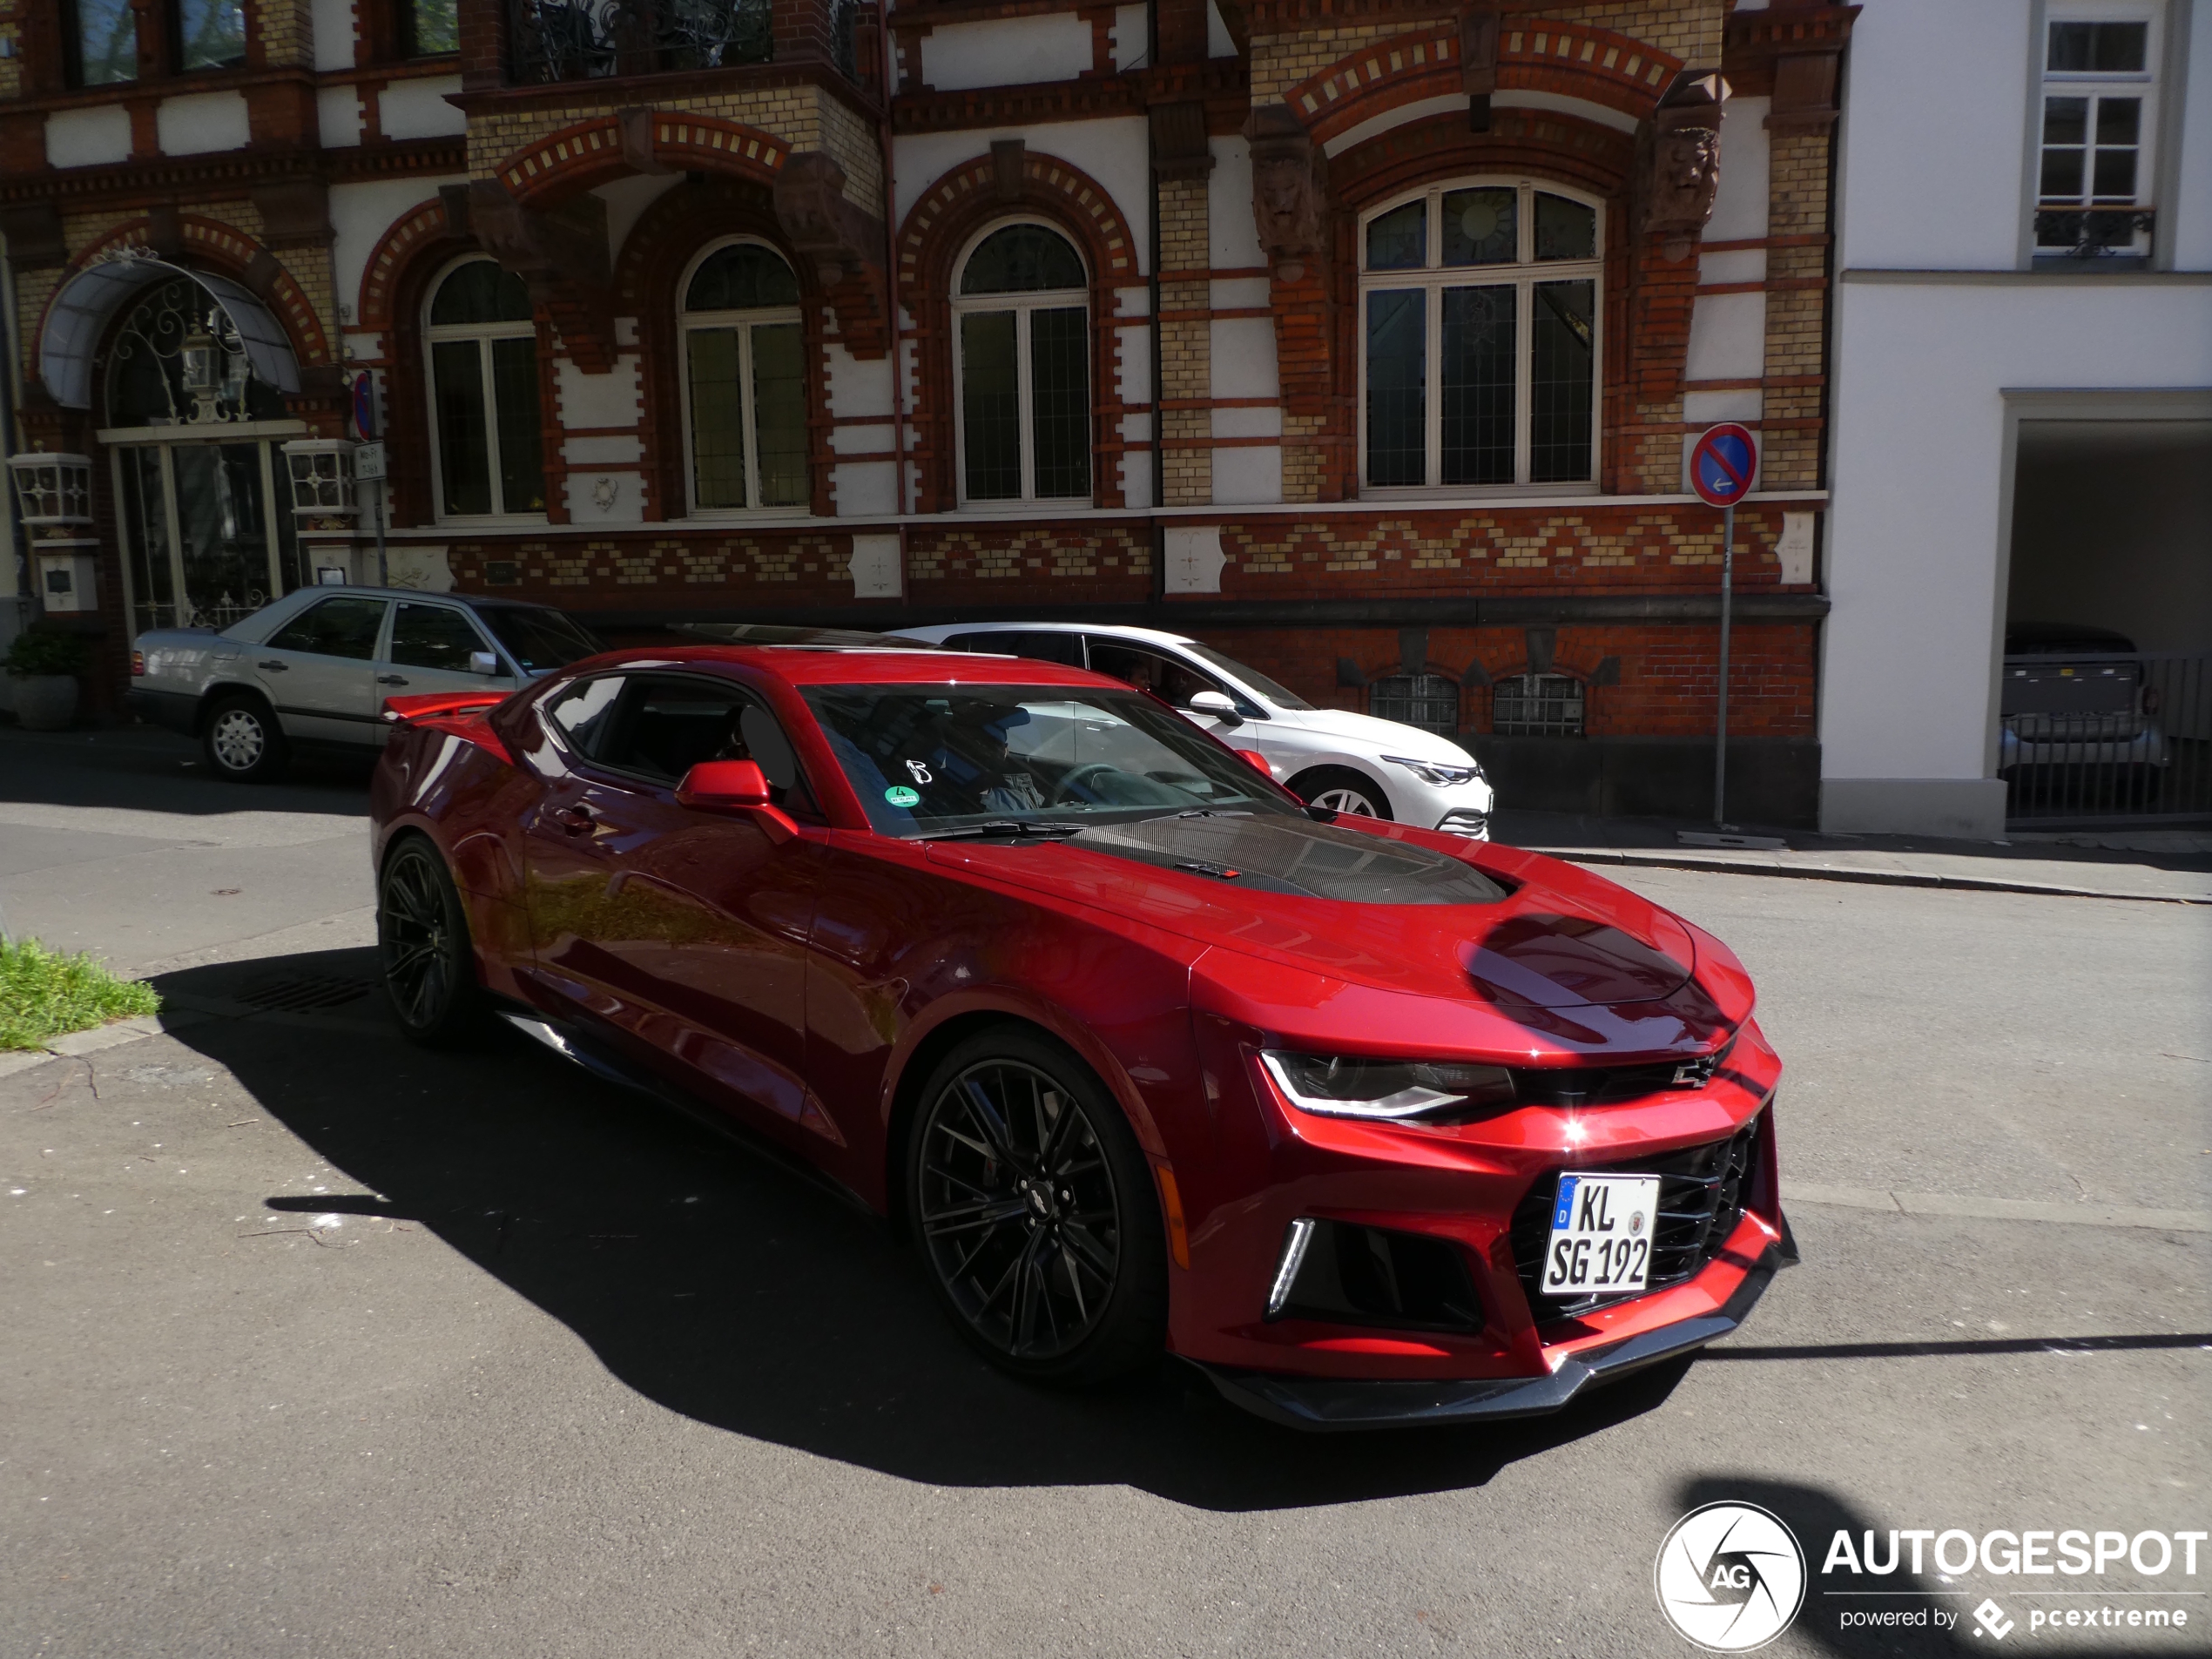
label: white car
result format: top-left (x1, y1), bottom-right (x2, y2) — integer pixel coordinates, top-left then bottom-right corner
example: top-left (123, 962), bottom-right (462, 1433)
top-left (893, 621), bottom-right (1495, 836)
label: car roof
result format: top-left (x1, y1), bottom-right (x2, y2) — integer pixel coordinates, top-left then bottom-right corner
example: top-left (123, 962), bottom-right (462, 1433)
top-left (2004, 621), bottom-right (2137, 653)
top-left (579, 643), bottom-right (1129, 690)
top-left (907, 620), bottom-right (1201, 649)
top-left (279, 584), bottom-right (556, 612)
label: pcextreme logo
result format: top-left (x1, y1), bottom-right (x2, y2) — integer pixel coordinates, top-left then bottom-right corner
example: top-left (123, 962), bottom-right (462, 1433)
top-left (1655, 1502), bottom-right (1809, 1652)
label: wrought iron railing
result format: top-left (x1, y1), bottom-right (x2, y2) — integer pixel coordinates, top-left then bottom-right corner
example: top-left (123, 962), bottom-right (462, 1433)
top-left (2033, 207), bottom-right (2155, 260)
top-left (2001, 651), bottom-right (2212, 824)
top-left (509, 0), bottom-right (771, 82)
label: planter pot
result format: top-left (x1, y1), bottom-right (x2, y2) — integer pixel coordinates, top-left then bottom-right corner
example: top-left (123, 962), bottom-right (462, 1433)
top-left (11, 673), bottom-right (79, 732)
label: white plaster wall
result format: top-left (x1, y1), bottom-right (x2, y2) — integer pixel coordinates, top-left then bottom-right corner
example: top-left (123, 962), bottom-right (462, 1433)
top-left (1706, 96), bottom-right (1770, 244)
top-left (597, 173), bottom-right (684, 266)
top-left (1119, 448), bottom-right (1154, 510)
top-left (826, 345), bottom-right (894, 421)
top-left (1114, 320), bottom-right (1151, 407)
top-left (556, 356), bottom-right (643, 430)
top-left (1823, 280), bottom-right (2212, 785)
top-left (921, 14), bottom-right (1091, 91)
top-left (1113, 4), bottom-right (1147, 71)
top-left (379, 77), bottom-right (466, 140)
top-left (311, 0), bottom-right (354, 69)
top-left (44, 107), bottom-right (132, 169)
top-left (833, 462), bottom-right (899, 516)
top-left (1211, 406), bottom-right (1279, 438)
top-left (1207, 0), bottom-right (1235, 59)
top-left (2175, 1), bottom-right (2212, 269)
top-left (893, 120), bottom-right (1151, 266)
top-left (564, 434), bottom-right (644, 466)
top-left (564, 473), bottom-right (644, 523)
top-left (1834, 1), bottom-right (2031, 270)
top-left (1208, 138), bottom-right (1263, 268)
top-left (830, 423), bottom-right (894, 455)
top-left (157, 91), bottom-right (251, 156)
top-left (330, 178), bottom-right (463, 325)
top-left (1214, 448), bottom-right (1281, 506)
top-left (1682, 291), bottom-right (1764, 383)
top-left (318, 86), bottom-right (362, 147)
top-left (1211, 318), bottom-right (1277, 401)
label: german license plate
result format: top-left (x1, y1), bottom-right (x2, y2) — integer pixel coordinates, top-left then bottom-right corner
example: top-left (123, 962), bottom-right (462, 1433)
top-left (1541, 1173), bottom-right (1662, 1298)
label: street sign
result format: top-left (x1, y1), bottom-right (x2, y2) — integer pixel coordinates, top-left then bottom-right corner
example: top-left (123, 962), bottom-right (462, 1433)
top-left (350, 370), bottom-right (377, 441)
top-left (1689, 421), bottom-right (1757, 508)
top-left (354, 441), bottom-right (387, 482)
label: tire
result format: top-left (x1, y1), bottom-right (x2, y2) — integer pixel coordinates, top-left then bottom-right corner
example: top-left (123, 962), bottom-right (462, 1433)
top-left (377, 835), bottom-right (484, 1049)
top-left (200, 691), bottom-right (289, 783)
top-left (907, 1027), bottom-right (1168, 1387)
top-left (1290, 765), bottom-right (1392, 819)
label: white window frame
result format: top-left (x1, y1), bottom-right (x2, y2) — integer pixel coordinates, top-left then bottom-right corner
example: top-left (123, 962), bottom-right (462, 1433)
top-left (422, 254), bottom-right (544, 523)
top-left (2034, 0), bottom-right (2163, 259)
top-left (949, 219), bottom-right (1093, 509)
top-left (677, 236), bottom-right (808, 518)
top-left (1355, 177), bottom-right (1604, 497)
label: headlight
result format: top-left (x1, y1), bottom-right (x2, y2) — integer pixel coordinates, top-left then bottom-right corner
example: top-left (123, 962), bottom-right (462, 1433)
top-left (1384, 754), bottom-right (1484, 786)
top-left (1261, 1051), bottom-right (1515, 1121)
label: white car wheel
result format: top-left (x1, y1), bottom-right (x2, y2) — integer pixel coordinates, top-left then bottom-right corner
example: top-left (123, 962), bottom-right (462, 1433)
top-left (1293, 767), bottom-right (1391, 819)
top-left (201, 693), bottom-right (287, 783)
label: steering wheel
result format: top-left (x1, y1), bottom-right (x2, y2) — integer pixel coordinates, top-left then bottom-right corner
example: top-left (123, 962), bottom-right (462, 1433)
top-left (1050, 761), bottom-right (1120, 805)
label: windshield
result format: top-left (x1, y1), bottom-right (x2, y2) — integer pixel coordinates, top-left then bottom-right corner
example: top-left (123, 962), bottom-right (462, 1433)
top-left (1181, 643), bottom-right (1314, 710)
top-left (479, 605), bottom-right (604, 674)
top-left (802, 685), bottom-right (1300, 836)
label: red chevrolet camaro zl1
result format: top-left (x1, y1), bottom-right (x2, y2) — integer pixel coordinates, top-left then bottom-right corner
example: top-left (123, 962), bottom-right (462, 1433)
top-left (369, 642), bottom-right (1794, 1429)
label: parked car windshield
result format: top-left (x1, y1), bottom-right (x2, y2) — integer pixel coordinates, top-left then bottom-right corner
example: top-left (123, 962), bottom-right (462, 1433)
top-left (1180, 643), bottom-right (1315, 710)
top-left (479, 605), bottom-right (604, 673)
top-left (802, 685), bottom-right (1298, 836)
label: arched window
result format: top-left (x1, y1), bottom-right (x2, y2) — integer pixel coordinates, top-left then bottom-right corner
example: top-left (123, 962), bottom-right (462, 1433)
top-left (424, 259), bottom-right (546, 518)
top-left (680, 239), bottom-right (807, 513)
top-left (1494, 673), bottom-right (1587, 737)
top-left (953, 222), bottom-right (1090, 504)
top-left (1370, 672), bottom-right (1461, 737)
top-left (1359, 181), bottom-right (1602, 492)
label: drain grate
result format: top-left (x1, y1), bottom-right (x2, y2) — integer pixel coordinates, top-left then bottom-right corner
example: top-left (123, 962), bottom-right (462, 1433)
top-left (235, 974), bottom-right (374, 1014)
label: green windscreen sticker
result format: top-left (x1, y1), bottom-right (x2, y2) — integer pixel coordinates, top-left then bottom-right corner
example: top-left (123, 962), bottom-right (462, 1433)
top-left (884, 786), bottom-right (921, 807)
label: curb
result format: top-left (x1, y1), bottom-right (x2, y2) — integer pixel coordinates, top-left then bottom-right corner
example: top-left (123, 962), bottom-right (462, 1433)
top-left (1533, 847), bottom-right (2211, 905)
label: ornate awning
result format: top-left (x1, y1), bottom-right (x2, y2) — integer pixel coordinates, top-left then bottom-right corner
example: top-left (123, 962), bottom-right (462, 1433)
top-left (39, 254), bottom-right (300, 410)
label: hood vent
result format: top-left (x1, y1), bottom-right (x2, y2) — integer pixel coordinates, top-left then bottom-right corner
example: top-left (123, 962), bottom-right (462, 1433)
top-left (1069, 815), bottom-right (1508, 907)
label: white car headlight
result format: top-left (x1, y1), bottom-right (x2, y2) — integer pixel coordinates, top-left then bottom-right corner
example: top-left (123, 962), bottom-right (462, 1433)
top-left (1383, 754), bottom-right (1484, 787)
top-left (1261, 1051), bottom-right (1515, 1121)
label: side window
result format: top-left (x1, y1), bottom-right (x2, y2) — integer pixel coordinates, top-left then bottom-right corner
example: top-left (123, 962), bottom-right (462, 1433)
top-left (545, 676), bottom-right (624, 758)
top-left (1086, 641), bottom-right (1217, 709)
top-left (388, 604), bottom-right (491, 671)
top-left (596, 677), bottom-right (821, 816)
top-left (946, 630), bottom-right (1082, 665)
top-left (267, 597), bottom-right (389, 660)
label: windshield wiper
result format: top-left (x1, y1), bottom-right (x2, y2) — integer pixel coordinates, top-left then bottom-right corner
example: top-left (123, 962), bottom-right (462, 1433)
top-left (1176, 808), bottom-right (1253, 819)
top-left (914, 819), bottom-right (1088, 842)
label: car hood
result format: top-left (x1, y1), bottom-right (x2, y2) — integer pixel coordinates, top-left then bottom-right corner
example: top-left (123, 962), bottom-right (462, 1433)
top-left (924, 818), bottom-right (1733, 1061)
top-left (1261, 705), bottom-right (1477, 763)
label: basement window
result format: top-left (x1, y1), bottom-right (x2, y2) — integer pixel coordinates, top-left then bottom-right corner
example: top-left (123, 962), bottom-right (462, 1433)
top-left (1492, 673), bottom-right (1586, 738)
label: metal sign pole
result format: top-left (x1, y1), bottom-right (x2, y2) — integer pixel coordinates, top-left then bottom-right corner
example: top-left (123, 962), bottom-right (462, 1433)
top-left (374, 479), bottom-right (388, 589)
top-left (1714, 500), bottom-right (1734, 828)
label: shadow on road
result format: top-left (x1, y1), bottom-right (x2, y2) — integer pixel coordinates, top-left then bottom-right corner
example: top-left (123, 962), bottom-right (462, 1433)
top-left (0, 726), bottom-right (373, 817)
top-left (151, 944), bottom-right (1696, 1511)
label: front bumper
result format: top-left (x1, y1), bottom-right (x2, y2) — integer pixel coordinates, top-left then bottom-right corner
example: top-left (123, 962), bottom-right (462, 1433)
top-left (1194, 1232), bottom-right (1795, 1430)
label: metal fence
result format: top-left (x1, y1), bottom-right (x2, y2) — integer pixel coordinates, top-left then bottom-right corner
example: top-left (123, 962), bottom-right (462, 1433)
top-left (508, 0), bottom-right (771, 82)
top-left (2000, 651), bottom-right (2212, 825)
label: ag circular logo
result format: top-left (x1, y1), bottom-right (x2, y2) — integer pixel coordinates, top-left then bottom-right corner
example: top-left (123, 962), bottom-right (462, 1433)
top-left (1655, 1502), bottom-right (1806, 1652)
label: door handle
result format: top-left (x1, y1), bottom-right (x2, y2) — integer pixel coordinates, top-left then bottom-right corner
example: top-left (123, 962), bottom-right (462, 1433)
top-left (553, 806), bottom-right (595, 834)
top-left (377, 674), bottom-right (408, 686)
top-left (256, 659), bottom-right (287, 671)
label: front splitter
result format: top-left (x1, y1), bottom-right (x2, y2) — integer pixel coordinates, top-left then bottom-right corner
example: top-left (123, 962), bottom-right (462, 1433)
top-left (1191, 1239), bottom-right (1791, 1432)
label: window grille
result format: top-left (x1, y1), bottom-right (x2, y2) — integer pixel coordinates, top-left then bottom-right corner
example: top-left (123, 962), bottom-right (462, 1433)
top-left (1493, 673), bottom-right (1585, 737)
top-left (1369, 673), bottom-right (1461, 737)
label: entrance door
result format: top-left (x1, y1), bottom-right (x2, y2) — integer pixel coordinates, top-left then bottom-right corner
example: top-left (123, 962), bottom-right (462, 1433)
top-left (115, 438), bottom-right (301, 637)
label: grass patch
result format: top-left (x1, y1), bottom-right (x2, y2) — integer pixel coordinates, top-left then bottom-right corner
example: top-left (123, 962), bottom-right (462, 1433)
top-left (0, 937), bottom-right (161, 1052)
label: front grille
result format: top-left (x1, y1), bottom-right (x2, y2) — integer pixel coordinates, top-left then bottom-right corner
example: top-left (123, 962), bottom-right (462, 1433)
top-left (1509, 1113), bottom-right (1762, 1324)
top-left (1514, 1033), bottom-right (1737, 1107)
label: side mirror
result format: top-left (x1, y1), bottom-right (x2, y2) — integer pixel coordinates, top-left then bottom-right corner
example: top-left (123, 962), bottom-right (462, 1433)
top-left (1186, 689), bottom-right (1240, 721)
top-left (675, 759), bottom-right (798, 842)
top-left (469, 650), bottom-right (501, 676)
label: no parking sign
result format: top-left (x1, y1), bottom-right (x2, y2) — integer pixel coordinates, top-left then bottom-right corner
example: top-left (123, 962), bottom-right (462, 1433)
top-left (1689, 421), bottom-right (1757, 508)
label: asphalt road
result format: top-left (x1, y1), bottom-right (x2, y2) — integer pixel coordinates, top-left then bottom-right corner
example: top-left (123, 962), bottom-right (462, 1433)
top-left (3, 728), bottom-right (2207, 1658)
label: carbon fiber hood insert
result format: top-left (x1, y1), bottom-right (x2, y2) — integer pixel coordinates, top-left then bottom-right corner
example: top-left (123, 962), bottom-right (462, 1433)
top-left (1069, 814), bottom-right (1509, 906)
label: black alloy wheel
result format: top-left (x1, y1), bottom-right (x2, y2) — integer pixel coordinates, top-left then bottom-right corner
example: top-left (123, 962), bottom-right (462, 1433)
top-left (908, 1030), bottom-right (1166, 1385)
top-left (378, 836), bottom-right (482, 1048)
top-left (200, 691), bottom-right (289, 782)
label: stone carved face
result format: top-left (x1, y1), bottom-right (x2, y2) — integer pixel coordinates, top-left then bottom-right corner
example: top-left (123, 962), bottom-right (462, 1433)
top-left (773, 153), bottom-right (848, 253)
top-left (1251, 143), bottom-right (1322, 257)
top-left (1645, 125), bottom-right (1720, 233)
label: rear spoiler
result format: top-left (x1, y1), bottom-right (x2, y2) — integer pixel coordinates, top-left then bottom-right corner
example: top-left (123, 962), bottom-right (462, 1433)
top-left (381, 690), bottom-right (512, 763)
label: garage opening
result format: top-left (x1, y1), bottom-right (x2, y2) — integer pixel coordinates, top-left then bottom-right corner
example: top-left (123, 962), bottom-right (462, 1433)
top-left (2003, 420), bottom-right (2212, 825)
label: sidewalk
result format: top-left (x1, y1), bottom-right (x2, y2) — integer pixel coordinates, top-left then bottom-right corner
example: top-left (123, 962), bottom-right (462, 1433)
top-left (1494, 811), bottom-right (2212, 905)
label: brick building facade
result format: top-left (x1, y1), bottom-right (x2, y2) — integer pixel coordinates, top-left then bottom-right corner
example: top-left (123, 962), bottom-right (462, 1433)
top-left (2, 0), bottom-right (1858, 821)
